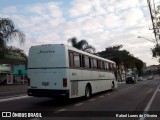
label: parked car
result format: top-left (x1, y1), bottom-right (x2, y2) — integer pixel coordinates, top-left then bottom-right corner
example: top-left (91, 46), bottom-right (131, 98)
top-left (0, 79), bottom-right (7, 85)
top-left (147, 76), bottom-right (154, 80)
top-left (137, 77), bottom-right (143, 81)
top-left (126, 76), bottom-right (136, 84)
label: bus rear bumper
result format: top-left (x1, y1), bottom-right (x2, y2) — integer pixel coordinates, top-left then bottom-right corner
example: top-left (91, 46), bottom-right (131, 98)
top-left (27, 89), bottom-right (69, 98)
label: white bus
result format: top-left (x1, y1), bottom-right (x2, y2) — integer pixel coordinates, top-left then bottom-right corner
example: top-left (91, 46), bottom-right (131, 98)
top-left (27, 44), bottom-right (117, 99)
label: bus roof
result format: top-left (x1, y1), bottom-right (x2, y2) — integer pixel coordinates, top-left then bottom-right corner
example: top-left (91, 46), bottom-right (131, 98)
top-left (30, 44), bottom-right (116, 64)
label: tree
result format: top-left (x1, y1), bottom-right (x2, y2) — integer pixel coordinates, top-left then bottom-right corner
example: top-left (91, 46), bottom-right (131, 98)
top-left (97, 45), bottom-right (144, 79)
top-left (97, 45), bottom-right (124, 69)
top-left (152, 44), bottom-right (160, 57)
top-left (0, 18), bottom-right (25, 58)
top-left (151, 4), bottom-right (160, 57)
top-left (154, 5), bottom-right (160, 40)
top-left (5, 46), bottom-right (27, 59)
top-left (134, 57), bottom-right (144, 76)
top-left (68, 37), bottom-right (95, 53)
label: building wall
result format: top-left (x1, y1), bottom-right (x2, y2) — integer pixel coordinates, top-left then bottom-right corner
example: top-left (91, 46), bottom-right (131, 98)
top-left (0, 64), bottom-right (11, 73)
top-left (13, 65), bottom-right (27, 76)
top-left (147, 65), bottom-right (160, 71)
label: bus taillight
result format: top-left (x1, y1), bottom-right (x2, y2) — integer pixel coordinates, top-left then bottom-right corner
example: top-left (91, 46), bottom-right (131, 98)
top-left (63, 78), bottom-right (67, 87)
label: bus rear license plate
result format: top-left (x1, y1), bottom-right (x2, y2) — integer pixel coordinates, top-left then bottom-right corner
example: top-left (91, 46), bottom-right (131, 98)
top-left (42, 82), bottom-right (49, 86)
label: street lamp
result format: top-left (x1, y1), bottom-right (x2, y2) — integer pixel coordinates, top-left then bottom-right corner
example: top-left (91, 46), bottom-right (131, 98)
top-left (137, 36), bottom-right (155, 43)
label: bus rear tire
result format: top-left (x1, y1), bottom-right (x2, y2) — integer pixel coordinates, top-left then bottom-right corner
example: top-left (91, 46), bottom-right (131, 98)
top-left (85, 84), bottom-right (91, 99)
top-left (111, 82), bottom-right (115, 90)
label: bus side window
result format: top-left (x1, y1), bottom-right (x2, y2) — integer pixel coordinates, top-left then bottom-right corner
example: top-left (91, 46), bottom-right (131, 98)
top-left (97, 60), bottom-right (100, 69)
top-left (108, 63), bottom-right (111, 71)
top-left (99, 60), bottom-right (104, 69)
top-left (114, 64), bottom-right (117, 70)
top-left (84, 56), bottom-right (90, 68)
top-left (74, 52), bottom-right (80, 67)
top-left (98, 60), bottom-right (101, 69)
top-left (93, 59), bottom-right (97, 68)
top-left (111, 64), bottom-right (114, 71)
top-left (106, 62), bottom-right (109, 70)
top-left (104, 62), bottom-right (106, 70)
top-left (81, 55), bottom-right (85, 67)
top-left (69, 52), bottom-right (74, 67)
top-left (89, 57), bottom-right (93, 68)
top-left (79, 54), bottom-right (82, 67)
top-left (102, 61), bottom-right (105, 70)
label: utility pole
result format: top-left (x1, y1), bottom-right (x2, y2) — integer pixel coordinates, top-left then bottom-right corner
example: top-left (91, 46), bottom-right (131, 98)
top-left (147, 0), bottom-right (158, 45)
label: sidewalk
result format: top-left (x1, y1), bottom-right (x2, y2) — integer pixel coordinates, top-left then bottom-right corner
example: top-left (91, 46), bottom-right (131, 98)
top-left (118, 81), bottom-right (125, 84)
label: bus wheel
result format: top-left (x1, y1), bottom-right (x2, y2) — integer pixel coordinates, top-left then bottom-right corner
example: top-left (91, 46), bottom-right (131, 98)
top-left (111, 82), bottom-right (115, 90)
top-left (85, 85), bottom-right (91, 99)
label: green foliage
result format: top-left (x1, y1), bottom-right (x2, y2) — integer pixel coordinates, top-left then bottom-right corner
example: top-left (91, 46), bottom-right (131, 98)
top-left (5, 46), bottom-right (27, 59)
top-left (97, 45), bottom-right (123, 65)
top-left (155, 5), bottom-right (160, 32)
top-left (68, 37), bottom-right (96, 53)
top-left (152, 44), bottom-right (160, 57)
top-left (0, 18), bottom-right (26, 58)
top-left (0, 18), bottom-right (25, 44)
top-left (97, 45), bottom-right (144, 76)
top-left (152, 4), bottom-right (160, 58)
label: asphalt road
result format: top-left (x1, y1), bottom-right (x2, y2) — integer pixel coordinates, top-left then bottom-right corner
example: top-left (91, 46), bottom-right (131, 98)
top-left (0, 84), bottom-right (28, 99)
top-left (0, 77), bottom-right (160, 120)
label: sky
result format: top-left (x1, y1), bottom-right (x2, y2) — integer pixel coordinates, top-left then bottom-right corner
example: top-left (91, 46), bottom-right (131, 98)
top-left (0, 0), bottom-right (160, 66)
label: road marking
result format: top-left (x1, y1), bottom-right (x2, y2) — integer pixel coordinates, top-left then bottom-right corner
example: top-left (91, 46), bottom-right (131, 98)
top-left (54, 108), bottom-right (67, 113)
top-left (88, 99), bottom-right (95, 101)
top-left (139, 84), bottom-right (160, 120)
top-left (0, 94), bottom-right (27, 99)
top-left (57, 108), bottom-right (67, 112)
top-left (30, 118), bottom-right (40, 120)
top-left (147, 89), bottom-right (153, 94)
top-left (99, 96), bottom-right (104, 98)
top-left (0, 95), bottom-right (30, 102)
top-left (74, 103), bottom-right (84, 106)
